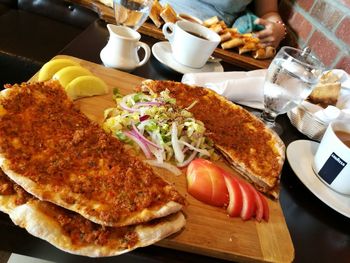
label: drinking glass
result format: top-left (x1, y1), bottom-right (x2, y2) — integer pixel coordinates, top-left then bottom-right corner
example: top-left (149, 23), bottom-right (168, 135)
top-left (261, 46), bottom-right (324, 134)
top-left (113, 0), bottom-right (154, 30)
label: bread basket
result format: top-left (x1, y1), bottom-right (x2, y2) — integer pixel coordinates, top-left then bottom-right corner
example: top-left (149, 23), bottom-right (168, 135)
top-left (287, 105), bottom-right (328, 141)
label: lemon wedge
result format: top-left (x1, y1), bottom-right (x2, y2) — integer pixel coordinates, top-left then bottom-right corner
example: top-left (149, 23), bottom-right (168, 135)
top-left (65, 75), bottom-right (108, 100)
top-left (52, 66), bottom-right (92, 88)
top-left (38, 59), bottom-right (79, 81)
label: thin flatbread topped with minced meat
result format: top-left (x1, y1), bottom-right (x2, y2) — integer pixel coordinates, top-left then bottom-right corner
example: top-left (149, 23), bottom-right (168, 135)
top-left (139, 80), bottom-right (285, 198)
top-left (0, 81), bottom-right (185, 227)
top-left (0, 170), bottom-right (185, 257)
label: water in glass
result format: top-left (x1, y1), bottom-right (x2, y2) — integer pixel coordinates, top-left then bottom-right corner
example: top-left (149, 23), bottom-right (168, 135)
top-left (113, 0), bottom-right (153, 30)
top-left (261, 46), bottom-right (324, 134)
top-left (263, 58), bottom-right (318, 116)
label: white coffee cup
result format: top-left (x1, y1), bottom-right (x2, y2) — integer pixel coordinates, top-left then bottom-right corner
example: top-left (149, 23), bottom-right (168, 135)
top-left (313, 121), bottom-right (350, 195)
top-left (162, 21), bottom-right (220, 68)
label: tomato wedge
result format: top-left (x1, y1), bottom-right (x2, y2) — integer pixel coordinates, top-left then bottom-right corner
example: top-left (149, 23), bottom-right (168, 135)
top-left (186, 159), bottom-right (229, 206)
top-left (187, 159), bottom-right (269, 222)
top-left (258, 192), bottom-right (270, 222)
top-left (246, 183), bottom-right (264, 222)
top-left (236, 179), bottom-right (256, 221)
top-left (222, 173), bottom-right (243, 217)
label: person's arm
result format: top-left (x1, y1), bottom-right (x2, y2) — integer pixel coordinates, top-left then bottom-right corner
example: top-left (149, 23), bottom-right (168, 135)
top-left (253, 0), bottom-right (286, 48)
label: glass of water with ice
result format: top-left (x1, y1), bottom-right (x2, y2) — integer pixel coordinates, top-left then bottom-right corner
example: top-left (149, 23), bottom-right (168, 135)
top-left (261, 46), bottom-right (324, 134)
top-left (113, 0), bottom-right (154, 30)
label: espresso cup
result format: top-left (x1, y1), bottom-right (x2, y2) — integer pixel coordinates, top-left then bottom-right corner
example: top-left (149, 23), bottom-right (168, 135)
top-left (312, 121), bottom-right (350, 195)
top-left (162, 20), bottom-right (220, 68)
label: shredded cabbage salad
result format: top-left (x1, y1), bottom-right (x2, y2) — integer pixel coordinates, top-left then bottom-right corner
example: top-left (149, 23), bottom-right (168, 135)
top-left (103, 88), bottom-right (216, 175)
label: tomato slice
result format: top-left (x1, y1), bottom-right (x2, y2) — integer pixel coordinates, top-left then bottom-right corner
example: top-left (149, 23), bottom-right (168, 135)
top-left (187, 159), bottom-right (269, 222)
top-left (258, 192), bottom-right (269, 222)
top-left (246, 183), bottom-right (264, 222)
top-left (187, 159), bottom-right (229, 207)
top-left (223, 174), bottom-right (243, 217)
top-left (236, 179), bottom-right (255, 221)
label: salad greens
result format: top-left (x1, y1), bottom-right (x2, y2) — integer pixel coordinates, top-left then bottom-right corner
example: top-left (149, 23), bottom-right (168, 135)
top-left (103, 89), bottom-right (216, 174)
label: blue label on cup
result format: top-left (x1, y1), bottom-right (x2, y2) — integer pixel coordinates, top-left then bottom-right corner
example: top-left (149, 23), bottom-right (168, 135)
top-left (319, 152), bottom-right (347, 184)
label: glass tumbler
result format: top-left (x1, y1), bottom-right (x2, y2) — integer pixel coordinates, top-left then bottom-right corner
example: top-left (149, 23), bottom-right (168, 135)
top-left (113, 0), bottom-right (154, 30)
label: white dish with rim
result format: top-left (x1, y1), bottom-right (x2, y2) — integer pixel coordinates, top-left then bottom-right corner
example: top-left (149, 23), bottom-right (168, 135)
top-left (152, 41), bottom-right (223, 75)
top-left (286, 139), bottom-right (350, 218)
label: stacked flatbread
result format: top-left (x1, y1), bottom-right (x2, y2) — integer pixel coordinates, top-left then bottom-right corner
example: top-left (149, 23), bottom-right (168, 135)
top-left (0, 81), bottom-right (186, 257)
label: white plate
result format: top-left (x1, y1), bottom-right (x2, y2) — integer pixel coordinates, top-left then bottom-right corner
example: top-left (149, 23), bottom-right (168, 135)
top-left (152, 41), bottom-right (223, 75)
top-left (286, 140), bottom-right (350, 218)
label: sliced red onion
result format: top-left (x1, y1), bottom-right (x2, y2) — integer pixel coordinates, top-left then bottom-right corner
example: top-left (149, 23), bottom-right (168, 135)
top-left (150, 147), bottom-right (164, 163)
top-left (144, 160), bottom-right (182, 176)
top-left (131, 122), bottom-right (161, 150)
top-left (182, 146), bottom-right (189, 153)
top-left (137, 119), bottom-right (151, 134)
top-left (124, 131), bottom-right (152, 158)
top-left (139, 115), bottom-right (150, 122)
top-left (119, 95), bottom-right (139, 112)
top-left (178, 140), bottom-right (210, 156)
top-left (134, 101), bottom-right (164, 107)
top-left (177, 150), bottom-right (198, 168)
top-left (148, 130), bottom-right (164, 152)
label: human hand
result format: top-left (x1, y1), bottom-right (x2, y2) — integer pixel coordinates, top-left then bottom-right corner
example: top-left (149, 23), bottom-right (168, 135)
top-left (253, 18), bottom-right (286, 48)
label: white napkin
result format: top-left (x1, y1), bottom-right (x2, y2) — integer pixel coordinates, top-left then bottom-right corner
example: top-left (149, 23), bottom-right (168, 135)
top-left (182, 69), bottom-right (266, 109)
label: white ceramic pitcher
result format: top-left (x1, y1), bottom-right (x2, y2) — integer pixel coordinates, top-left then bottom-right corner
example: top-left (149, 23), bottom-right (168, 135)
top-left (100, 24), bottom-right (150, 72)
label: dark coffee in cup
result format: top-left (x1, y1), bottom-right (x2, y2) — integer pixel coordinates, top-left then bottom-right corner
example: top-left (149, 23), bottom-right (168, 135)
top-left (335, 130), bottom-right (350, 148)
top-left (185, 30), bottom-right (209, 41)
top-left (177, 13), bottom-right (203, 24)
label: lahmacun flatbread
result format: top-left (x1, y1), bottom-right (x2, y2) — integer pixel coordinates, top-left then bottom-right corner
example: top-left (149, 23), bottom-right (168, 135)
top-left (139, 80), bottom-right (285, 198)
top-left (0, 170), bottom-right (185, 257)
top-left (0, 81), bottom-right (185, 227)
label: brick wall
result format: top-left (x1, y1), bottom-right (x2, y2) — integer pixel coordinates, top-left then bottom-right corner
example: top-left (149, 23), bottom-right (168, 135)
top-left (279, 0), bottom-right (350, 73)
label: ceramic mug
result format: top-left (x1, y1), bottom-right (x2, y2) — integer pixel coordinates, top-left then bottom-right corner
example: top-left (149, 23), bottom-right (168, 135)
top-left (100, 24), bottom-right (150, 72)
top-left (312, 120), bottom-right (350, 195)
top-left (162, 20), bottom-right (220, 68)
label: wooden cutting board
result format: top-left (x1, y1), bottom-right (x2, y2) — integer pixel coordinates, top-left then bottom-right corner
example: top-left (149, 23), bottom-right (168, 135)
top-left (30, 55), bottom-right (294, 263)
top-left (72, 0), bottom-right (271, 70)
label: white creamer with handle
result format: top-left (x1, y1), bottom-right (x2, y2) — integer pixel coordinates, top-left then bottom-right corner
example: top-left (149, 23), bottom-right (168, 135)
top-left (100, 24), bottom-right (150, 72)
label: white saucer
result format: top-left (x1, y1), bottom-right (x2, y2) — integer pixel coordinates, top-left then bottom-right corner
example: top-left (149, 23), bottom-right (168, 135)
top-left (286, 140), bottom-right (350, 218)
top-left (152, 41), bottom-right (223, 75)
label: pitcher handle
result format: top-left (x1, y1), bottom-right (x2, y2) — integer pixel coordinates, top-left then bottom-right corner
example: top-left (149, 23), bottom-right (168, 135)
top-left (162, 22), bottom-right (175, 43)
top-left (136, 41), bottom-right (151, 67)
